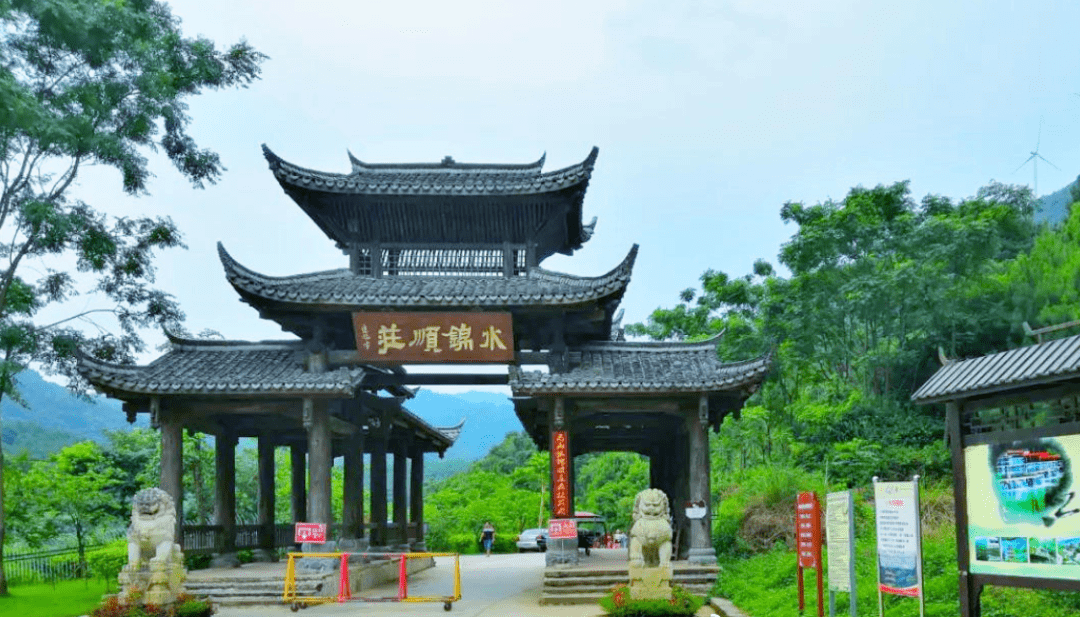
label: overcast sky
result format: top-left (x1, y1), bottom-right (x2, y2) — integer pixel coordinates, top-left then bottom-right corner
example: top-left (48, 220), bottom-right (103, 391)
top-left (68, 0), bottom-right (1080, 371)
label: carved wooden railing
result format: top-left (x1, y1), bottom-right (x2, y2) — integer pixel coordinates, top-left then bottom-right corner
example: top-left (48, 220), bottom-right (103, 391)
top-left (181, 522), bottom-right (424, 555)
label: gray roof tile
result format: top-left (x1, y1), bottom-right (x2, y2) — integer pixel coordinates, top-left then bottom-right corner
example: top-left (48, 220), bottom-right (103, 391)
top-left (509, 334), bottom-right (772, 394)
top-left (79, 336), bottom-right (363, 397)
top-left (912, 334), bottom-right (1080, 404)
top-left (264, 145), bottom-right (597, 197)
top-left (219, 243), bottom-right (637, 308)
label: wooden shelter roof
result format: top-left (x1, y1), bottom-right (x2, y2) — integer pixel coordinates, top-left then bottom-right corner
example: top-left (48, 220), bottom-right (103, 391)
top-left (912, 334), bottom-right (1080, 404)
top-left (219, 242), bottom-right (636, 309)
top-left (262, 145), bottom-right (599, 259)
top-left (509, 334), bottom-right (772, 395)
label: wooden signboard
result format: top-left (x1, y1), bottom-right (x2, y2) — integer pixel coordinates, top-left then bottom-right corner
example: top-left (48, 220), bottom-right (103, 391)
top-left (352, 311), bottom-right (513, 363)
top-left (796, 491), bottom-right (824, 617)
top-left (551, 430), bottom-right (571, 517)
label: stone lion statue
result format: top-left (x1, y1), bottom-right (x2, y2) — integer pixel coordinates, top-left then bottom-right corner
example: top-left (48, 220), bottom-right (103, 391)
top-left (127, 488), bottom-right (180, 569)
top-left (120, 488), bottom-right (186, 604)
top-left (629, 488), bottom-right (673, 567)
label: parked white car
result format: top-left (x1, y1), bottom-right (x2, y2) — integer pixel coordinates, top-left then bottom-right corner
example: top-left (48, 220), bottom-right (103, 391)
top-left (515, 528), bottom-right (547, 552)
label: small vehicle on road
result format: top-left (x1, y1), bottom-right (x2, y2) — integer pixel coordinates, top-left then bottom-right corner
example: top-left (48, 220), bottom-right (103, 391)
top-left (516, 528), bottom-right (548, 552)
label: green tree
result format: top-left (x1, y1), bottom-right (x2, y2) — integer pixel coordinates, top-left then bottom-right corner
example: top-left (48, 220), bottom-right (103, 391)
top-left (24, 442), bottom-right (118, 574)
top-left (0, 0), bottom-right (266, 591)
top-left (630, 181), bottom-right (1036, 490)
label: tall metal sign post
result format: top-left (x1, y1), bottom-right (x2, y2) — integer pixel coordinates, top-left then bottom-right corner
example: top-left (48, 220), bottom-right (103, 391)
top-left (826, 490), bottom-right (857, 617)
top-left (796, 491), bottom-right (824, 617)
top-left (873, 476), bottom-right (925, 617)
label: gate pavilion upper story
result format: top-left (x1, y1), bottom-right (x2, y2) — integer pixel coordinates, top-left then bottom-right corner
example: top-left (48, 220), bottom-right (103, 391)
top-left (79, 145), bottom-right (770, 566)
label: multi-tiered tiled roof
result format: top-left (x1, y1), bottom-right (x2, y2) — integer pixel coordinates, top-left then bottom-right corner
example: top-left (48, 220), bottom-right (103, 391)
top-left (263, 145), bottom-right (599, 261)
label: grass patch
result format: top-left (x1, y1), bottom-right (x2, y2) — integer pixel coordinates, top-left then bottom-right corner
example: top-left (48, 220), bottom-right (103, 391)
top-left (713, 501), bottom-right (1080, 617)
top-left (0, 579), bottom-right (110, 617)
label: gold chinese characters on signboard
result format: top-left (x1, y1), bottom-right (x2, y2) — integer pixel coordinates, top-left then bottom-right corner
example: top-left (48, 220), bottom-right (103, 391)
top-left (552, 430), bottom-right (571, 517)
top-left (351, 312), bottom-right (514, 363)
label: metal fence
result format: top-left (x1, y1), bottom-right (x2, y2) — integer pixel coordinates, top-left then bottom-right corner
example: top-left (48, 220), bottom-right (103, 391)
top-left (6, 544), bottom-right (97, 585)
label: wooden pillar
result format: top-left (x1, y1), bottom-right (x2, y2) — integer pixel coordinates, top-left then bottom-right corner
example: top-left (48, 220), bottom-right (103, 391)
top-left (949, 401), bottom-right (982, 617)
top-left (157, 398), bottom-right (184, 544)
top-left (211, 430), bottom-right (240, 567)
top-left (290, 444), bottom-right (306, 524)
top-left (410, 443), bottom-right (425, 551)
top-left (687, 394), bottom-right (716, 563)
top-left (342, 430), bottom-right (365, 540)
top-left (392, 436), bottom-right (409, 548)
top-left (305, 398), bottom-right (332, 525)
top-left (546, 396), bottom-right (578, 566)
top-left (370, 415), bottom-right (389, 548)
top-left (255, 433), bottom-right (276, 561)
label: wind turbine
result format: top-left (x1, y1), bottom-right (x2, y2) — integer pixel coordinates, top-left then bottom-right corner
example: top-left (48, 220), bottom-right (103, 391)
top-left (1015, 118), bottom-right (1060, 196)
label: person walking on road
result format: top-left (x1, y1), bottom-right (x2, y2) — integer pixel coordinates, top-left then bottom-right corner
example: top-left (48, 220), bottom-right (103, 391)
top-left (480, 521), bottom-right (496, 556)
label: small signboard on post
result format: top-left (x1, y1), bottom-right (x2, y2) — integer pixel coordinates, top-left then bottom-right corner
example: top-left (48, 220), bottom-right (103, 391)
top-left (294, 523), bottom-right (327, 544)
top-left (826, 490), bottom-right (857, 617)
top-left (796, 491), bottom-right (824, 617)
top-left (873, 476), bottom-right (925, 617)
top-left (548, 519), bottom-right (577, 539)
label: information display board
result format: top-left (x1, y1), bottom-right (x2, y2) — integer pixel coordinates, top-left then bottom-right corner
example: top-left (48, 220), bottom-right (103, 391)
top-left (873, 479), bottom-right (922, 599)
top-left (965, 434), bottom-right (1080, 580)
top-left (827, 490), bottom-right (855, 593)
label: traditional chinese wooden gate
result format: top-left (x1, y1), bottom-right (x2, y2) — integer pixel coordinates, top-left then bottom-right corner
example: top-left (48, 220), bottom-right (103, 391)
top-left (79, 146), bottom-right (771, 573)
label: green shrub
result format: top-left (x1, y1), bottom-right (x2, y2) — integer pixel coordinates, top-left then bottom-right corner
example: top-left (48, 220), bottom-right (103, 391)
top-left (236, 549), bottom-right (253, 564)
top-left (599, 584), bottom-right (704, 617)
top-left (90, 593), bottom-right (214, 617)
top-left (184, 553), bottom-right (212, 570)
top-left (87, 541), bottom-right (128, 584)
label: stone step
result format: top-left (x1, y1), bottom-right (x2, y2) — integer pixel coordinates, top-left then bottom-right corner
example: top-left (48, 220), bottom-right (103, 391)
top-left (543, 567), bottom-right (719, 578)
top-left (544, 575), bottom-right (628, 587)
top-left (539, 592), bottom-right (608, 605)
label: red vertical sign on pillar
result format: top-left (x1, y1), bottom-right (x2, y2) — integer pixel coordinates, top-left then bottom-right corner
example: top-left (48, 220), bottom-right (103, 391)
top-left (551, 430), bottom-right (570, 517)
top-left (796, 491), bottom-right (824, 617)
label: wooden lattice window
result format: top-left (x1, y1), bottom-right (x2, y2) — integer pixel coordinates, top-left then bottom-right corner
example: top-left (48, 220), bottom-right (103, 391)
top-left (352, 245), bottom-right (528, 276)
top-left (964, 396), bottom-right (1080, 436)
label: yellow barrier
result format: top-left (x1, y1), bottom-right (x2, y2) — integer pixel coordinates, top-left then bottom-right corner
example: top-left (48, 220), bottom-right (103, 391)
top-left (282, 551), bottom-right (462, 612)
top-left (282, 552), bottom-right (346, 611)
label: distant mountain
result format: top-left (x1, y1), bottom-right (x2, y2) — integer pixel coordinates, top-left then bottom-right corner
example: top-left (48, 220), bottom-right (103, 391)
top-left (1, 371), bottom-right (523, 468)
top-left (2, 370), bottom-right (135, 444)
top-left (1037, 179), bottom-right (1077, 225)
top-left (404, 389), bottom-right (520, 461)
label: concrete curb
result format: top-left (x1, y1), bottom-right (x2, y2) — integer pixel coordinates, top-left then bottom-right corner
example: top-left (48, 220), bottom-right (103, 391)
top-left (710, 596), bottom-right (751, 617)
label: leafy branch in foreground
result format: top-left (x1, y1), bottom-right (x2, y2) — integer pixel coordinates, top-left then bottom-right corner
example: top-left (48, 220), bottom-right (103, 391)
top-left (0, 0), bottom-right (267, 595)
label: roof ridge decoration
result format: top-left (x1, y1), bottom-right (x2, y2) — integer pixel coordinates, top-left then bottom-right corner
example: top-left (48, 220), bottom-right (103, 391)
top-left (347, 150), bottom-right (547, 174)
top-left (261, 144), bottom-right (599, 197)
top-left (578, 329), bottom-right (724, 352)
top-left (218, 242), bottom-right (637, 309)
top-left (162, 325), bottom-right (305, 351)
top-left (529, 244), bottom-right (638, 287)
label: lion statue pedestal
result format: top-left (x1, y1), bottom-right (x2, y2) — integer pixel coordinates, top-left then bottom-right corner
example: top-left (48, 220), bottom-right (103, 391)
top-left (118, 488), bottom-right (187, 605)
top-left (628, 488), bottom-right (674, 601)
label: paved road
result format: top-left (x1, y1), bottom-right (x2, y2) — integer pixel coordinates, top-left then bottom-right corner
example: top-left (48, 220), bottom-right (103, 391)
top-left (215, 552), bottom-right (722, 617)
top-left (216, 552), bottom-right (601, 617)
